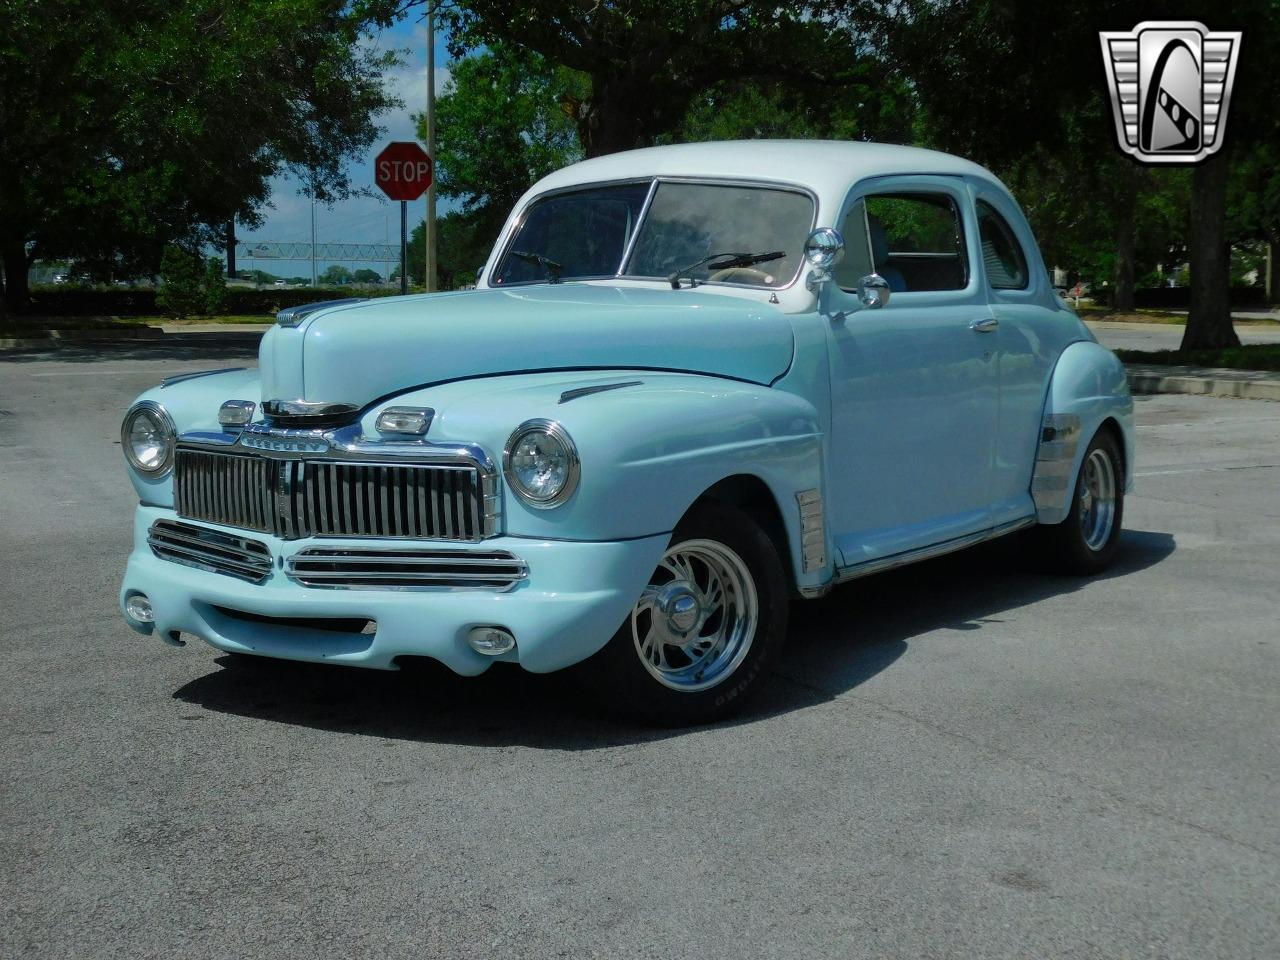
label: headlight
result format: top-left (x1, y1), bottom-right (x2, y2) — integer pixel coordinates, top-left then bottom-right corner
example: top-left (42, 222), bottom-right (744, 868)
top-left (121, 401), bottom-right (176, 477)
top-left (503, 419), bottom-right (579, 509)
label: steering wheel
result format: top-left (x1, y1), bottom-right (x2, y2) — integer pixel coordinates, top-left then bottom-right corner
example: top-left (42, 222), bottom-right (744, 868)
top-left (706, 266), bottom-right (775, 285)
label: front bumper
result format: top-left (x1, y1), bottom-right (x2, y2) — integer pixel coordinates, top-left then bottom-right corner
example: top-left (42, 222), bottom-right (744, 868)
top-left (119, 506), bottom-right (668, 675)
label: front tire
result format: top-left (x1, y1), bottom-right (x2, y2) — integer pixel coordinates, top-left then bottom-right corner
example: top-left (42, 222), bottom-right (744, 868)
top-left (1038, 428), bottom-right (1125, 575)
top-left (580, 501), bottom-right (788, 725)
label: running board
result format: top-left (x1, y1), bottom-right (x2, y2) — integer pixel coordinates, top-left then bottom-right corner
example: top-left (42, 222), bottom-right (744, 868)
top-left (801, 516), bottom-right (1037, 598)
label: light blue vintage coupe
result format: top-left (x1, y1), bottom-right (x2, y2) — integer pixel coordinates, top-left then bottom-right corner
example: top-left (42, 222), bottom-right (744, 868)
top-left (119, 141), bottom-right (1133, 723)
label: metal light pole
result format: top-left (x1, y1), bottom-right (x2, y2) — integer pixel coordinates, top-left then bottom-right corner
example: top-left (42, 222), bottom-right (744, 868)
top-left (425, 4), bottom-right (437, 292)
top-left (400, 200), bottom-right (408, 295)
top-left (310, 196), bottom-right (317, 287)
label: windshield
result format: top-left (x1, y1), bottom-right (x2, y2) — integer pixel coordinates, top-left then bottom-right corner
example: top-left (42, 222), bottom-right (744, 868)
top-left (492, 180), bottom-right (814, 289)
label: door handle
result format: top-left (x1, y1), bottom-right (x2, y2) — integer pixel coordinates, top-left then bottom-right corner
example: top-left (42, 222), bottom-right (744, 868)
top-left (969, 317), bottom-right (999, 333)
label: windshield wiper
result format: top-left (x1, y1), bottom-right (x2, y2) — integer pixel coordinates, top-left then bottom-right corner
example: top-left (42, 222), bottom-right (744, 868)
top-left (667, 250), bottom-right (786, 289)
top-left (511, 249), bottom-right (563, 284)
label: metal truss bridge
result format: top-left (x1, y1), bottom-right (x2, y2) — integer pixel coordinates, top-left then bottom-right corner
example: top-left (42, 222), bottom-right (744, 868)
top-left (235, 241), bottom-right (401, 264)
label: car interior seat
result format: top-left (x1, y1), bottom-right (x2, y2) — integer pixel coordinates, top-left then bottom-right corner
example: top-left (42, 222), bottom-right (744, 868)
top-left (867, 215), bottom-right (907, 292)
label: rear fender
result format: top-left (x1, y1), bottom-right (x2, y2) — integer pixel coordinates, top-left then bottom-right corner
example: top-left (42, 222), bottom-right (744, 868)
top-left (1033, 341), bottom-right (1135, 524)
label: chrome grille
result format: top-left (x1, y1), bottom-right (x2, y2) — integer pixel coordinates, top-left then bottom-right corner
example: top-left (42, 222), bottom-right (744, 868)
top-left (174, 447), bottom-right (489, 542)
top-left (286, 547), bottom-right (527, 590)
top-left (148, 520), bottom-right (273, 583)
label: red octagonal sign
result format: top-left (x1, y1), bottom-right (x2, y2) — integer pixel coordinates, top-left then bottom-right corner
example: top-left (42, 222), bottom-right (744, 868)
top-left (375, 142), bottom-right (433, 201)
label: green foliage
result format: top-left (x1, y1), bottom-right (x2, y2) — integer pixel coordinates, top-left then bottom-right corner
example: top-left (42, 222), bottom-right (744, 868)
top-left (426, 43), bottom-right (585, 230)
top-left (25, 285), bottom-right (407, 317)
top-left (353, 268), bottom-right (382, 284)
top-left (1114, 345), bottom-right (1280, 372)
top-left (407, 209), bottom-right (498, 289)
top-left (155, 247), bottom-right (207, 318)
top-left (203, 258), bottom-right (227, 313)
top-left (0, 0), bottom-right (398, 308)
top-left (389, 1), bottom-right (879, 157)
top-left (320, 264), bottom-right (354, 285)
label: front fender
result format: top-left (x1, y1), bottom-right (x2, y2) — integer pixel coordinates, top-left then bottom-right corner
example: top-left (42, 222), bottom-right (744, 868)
top-left (122, 368), bottom-right (261, 506)
top-left (1033, 341), bottom-right (1135, 524)
top-left (384, 371), bottom-right (828, 590)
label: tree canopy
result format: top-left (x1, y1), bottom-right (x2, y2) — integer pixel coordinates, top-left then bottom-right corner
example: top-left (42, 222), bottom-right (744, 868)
top-left (0, 0), bottom-right (398, 310)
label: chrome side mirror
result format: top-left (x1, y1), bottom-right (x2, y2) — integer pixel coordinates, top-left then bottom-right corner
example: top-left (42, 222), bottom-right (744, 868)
top-left (804, 228), bottom-right (845, 291)
top-left (858, 273), bottom-right (891, 309)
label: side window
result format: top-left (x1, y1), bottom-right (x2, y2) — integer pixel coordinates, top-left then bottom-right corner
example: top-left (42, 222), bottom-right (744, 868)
top-left (976, 201), bottom-right (1030, 290)
top-left (838, 192), bottom-right (968, 294)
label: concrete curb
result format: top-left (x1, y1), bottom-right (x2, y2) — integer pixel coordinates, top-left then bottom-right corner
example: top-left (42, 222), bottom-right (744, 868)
top-left (1127, 364), bottom-right (1280, 401)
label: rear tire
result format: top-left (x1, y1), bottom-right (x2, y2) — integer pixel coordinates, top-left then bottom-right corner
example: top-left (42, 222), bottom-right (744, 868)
top-left (579, 501), bottom-right (788, 725)
top-left (1037, 427), bottom-right (1125, 575)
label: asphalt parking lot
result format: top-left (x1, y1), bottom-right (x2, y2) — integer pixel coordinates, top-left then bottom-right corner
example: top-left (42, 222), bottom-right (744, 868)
top-left (2, 345), bottom-right (1278, 960)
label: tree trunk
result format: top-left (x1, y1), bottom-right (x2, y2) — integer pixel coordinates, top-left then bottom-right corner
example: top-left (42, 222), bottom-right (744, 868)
top-left (1181, 153), bottom-right (1239, 350)
top-left (1266, 239), bottom-right (1278, 304)
top-left (1111, 165), bottom-right (1139, 312)
top-left (226, 220), bottom-right (236, 279)
top-left (1113, 218), bottom-right (1136, 312)
top-left (578, 75), bottom-right (652, 158)
top-left (1, 240), bottom-right (31, 313)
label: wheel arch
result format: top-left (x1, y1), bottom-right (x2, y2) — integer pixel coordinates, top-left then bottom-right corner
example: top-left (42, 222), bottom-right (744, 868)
top-left (683, 474), bottom-right (799, 595)
top-left (1033, 340), bottom-right (1135, 524)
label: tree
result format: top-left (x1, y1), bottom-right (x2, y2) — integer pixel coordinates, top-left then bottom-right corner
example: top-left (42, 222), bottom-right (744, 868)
top-left (156, 246), bottom-right (207, 318)
top-left (0, 0), bottom-right (398, 311)
top-left (407, 209), bottom-right (498, 288)
top-left (1228, 144), bottom-right (1280, 302)
top-left (861, 0), bottom-right (1279, 349)
top-left (386, 1), bottom-right (873, 158)
top-left (203, 258), bottom-right (227, 314)
top-left (423, 42), bottom-right (585, 241)
top-left (320, 264), bottom-right (354, 285)
top-left (353, 268), bottom-right (383, 284)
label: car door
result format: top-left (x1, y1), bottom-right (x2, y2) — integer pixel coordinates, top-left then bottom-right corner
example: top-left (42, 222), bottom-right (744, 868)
top-left (823, 175), bottom-right (999, 568)
top-left (969, 182), bottom-right (1081, 526)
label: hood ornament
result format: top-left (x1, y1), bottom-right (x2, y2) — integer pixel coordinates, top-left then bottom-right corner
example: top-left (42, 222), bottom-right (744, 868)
top-left (262, 399), bottom-right (360, 428)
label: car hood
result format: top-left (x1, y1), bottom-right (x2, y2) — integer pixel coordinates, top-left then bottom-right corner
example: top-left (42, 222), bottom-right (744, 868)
top-left (257, 285), bottom-right (794, 406)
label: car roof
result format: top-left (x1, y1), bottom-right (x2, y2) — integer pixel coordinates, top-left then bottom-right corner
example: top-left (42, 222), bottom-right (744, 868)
top-left (527, 140), bottom-right (1006, 202)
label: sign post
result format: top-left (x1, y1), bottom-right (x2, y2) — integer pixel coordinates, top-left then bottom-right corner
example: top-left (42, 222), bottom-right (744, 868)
top-left (374, 142), bottom-right (433, 295)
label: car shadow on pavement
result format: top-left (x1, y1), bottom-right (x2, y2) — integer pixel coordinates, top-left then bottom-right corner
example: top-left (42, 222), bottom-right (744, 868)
top-left (171, 527), bottom-right (1175, 750)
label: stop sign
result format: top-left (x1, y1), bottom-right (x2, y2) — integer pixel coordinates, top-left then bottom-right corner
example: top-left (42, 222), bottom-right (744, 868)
top-left (375, 142), bottom-right (433, 201)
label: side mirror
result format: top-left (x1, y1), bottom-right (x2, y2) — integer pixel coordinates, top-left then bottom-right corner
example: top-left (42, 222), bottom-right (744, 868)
top-left (858, 273), bottom-right (891, 309)
top-left (803, 228), bottom-right (845, 291)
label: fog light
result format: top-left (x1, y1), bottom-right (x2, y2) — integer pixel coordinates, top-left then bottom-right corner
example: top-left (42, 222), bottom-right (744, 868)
top-left (125, 594), bottom-right (154, 624)
top-left (376, 406), bottom-right (434, 435)
top-left (218, 399), bottom-right (256, 427)
top-left (467, 626), bottom-right (515, 656)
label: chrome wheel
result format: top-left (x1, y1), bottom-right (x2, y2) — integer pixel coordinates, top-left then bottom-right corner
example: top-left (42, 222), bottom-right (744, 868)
top-left (1078, 448), bottom-right (1117, 551)
top-left (631, 539), bottom-right (759, 693)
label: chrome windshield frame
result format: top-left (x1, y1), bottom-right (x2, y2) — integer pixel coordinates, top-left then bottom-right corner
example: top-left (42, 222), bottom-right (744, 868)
top-left (490, 175), bottom-right (819, 292)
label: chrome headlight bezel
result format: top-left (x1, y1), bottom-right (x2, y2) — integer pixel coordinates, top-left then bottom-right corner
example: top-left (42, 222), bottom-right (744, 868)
top-left (502, 419), bottom-right (580, 510)
top-left (121, 400), bottom-right (176, 478)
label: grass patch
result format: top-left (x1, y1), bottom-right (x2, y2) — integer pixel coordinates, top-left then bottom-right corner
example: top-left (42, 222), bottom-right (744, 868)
top-left (1077, 306), bottom-right (1279, 326)
top-left (1075, 307), bottom-right (1187, 324)
top-left (1115, 345), bottom-right (1280, 371)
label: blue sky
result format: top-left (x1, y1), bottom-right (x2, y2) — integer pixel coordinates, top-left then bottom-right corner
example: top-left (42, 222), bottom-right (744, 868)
top-left (236, 13), bottom-right (456, 278)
